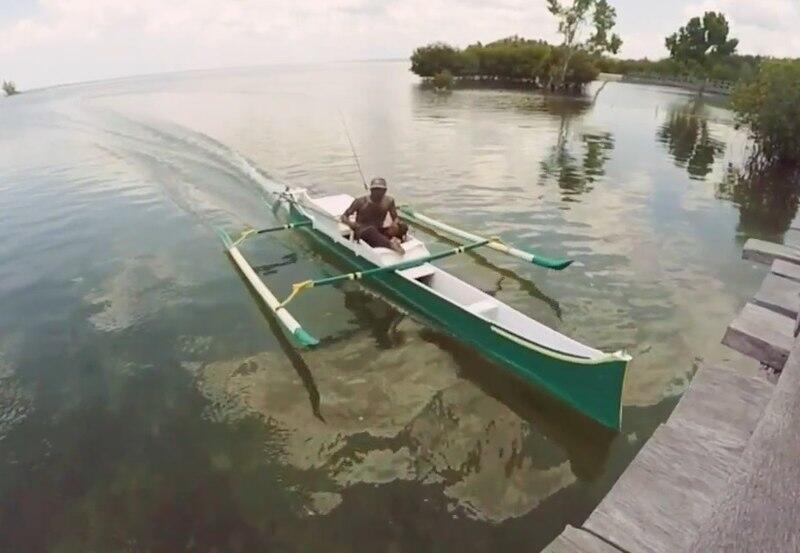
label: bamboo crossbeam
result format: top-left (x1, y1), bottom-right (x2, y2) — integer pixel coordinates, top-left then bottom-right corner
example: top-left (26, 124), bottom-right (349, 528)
top-left (398, 206), bottom-right (573, 271)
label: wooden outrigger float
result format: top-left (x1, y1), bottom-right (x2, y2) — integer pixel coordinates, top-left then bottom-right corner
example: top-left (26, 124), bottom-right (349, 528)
top-left (217, 188), bottom-right (630, 429)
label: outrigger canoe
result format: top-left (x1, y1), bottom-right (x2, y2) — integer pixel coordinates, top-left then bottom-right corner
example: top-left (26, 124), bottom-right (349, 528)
top-left (216, 188), bottom-right (630, 429)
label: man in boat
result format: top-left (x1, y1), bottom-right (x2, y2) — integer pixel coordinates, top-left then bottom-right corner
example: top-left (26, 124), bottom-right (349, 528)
top-left (340, 177), bottom-right (407, 254)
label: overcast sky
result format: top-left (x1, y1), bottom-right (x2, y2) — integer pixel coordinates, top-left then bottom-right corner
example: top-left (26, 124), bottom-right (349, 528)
top-left (1, 0), bottom-right (798, 89)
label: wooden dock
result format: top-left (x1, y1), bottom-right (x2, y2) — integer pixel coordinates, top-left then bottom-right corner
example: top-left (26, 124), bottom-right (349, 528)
top-left (544, 236), bottom-right (800, 552)
top-left (617, 73), bottom-right (734, 96)
top-left (722, 303), bottom-right (793, 370)
top-left (742, 238), bottom-right (800, 266)
top-left (753, 273), bottom-right (800, 318)
top-left (770, 259), bottom-right (800, 283)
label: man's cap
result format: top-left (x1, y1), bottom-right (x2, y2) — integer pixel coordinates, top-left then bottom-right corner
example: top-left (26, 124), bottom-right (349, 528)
top-left (369, 177), bottom-right (387, 190)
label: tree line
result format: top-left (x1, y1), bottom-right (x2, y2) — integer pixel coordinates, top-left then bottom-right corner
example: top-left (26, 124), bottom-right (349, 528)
top-left (2, 80), bottom-right (18, 96)
top-left (411, 38), bottom-right (601, 89)
top-left (412, 0), bottom-right (620, 90)
top-left (597, 11), bottom-right (758, 83)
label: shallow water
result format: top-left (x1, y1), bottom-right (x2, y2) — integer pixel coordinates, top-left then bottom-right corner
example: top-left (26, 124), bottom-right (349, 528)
top-left (0, 61), bottom-right (791, 551)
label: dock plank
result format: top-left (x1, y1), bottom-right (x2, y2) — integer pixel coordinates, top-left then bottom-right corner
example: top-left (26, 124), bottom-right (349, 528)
top-left (689, 341), bottom-right (800, 552)
top-left (667, 366), bottom-right (772, 448)
top-left (742, 238), bottom-right (800, 266)
top-left (722, 303), bottom-right (794, 369)
top-left (752, 273), bottom-right (800, 318)
top-left (583, 424), bottom-right (739, 553)
top-left (542, 525), bottom-right (622, 553)
top-left (771, 259), bottom-right (800, 283)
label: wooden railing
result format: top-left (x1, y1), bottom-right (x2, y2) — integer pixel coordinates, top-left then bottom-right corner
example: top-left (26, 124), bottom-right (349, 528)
top-left (621, 72), bottom-right (735, 95)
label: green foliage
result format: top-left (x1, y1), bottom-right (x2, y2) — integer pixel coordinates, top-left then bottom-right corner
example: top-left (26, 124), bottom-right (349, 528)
top-left (409, 36), bottom-right (599, 87)
top-left (431, 70), bottom-right (454, 90)
top-left (665, 12), bottom-right (738, 67)
top-left (410, 43), bottom-right (464, 78)
top-left (732, 59), bottom-right (800, 165)
top-left (2, 80), bottom-right (18, 96)
top-left (466, 37), bottom-right (552, 80)
top-left (546, 0), bottom-right (621, 54)
top-left (563, 50), bottom-right (601, 83)
top-left (546, 0), bottom-right (621, 85)
top-left (596, 54), bottom-right (761, 83)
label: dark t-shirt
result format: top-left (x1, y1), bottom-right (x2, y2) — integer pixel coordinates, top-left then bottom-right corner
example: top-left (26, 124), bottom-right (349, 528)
top-left (343, 195), bottom-right (397, 229)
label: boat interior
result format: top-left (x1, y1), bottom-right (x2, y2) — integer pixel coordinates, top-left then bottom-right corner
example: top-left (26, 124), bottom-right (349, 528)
top-left (305, 193), bottom-right (431, 265)
top-left (304, 192), bottom-right (604, 360)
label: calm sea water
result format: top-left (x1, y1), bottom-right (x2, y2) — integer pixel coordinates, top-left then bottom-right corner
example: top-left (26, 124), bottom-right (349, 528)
top-left (0, 61), bottom-right (791, 552)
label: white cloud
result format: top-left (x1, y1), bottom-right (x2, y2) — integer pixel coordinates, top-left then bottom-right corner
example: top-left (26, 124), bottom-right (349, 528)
top-left (0, 0), bottom-right (797, 88)
top-left (0, 0), bottom-right (557, 87)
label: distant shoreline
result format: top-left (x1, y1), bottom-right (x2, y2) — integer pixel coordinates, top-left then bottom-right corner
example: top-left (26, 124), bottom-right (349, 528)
top-left (18, 58), bottom-right (410, 95)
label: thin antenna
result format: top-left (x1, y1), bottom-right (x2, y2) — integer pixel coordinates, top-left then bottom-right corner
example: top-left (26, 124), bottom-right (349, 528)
top-left (338, 110), bottom-right (368, 191)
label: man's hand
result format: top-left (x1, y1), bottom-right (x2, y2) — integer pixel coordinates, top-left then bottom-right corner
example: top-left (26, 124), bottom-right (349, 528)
top-left (340, 215), bottom-right (359, 232)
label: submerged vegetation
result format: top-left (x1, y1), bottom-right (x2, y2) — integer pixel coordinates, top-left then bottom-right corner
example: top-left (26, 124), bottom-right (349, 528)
top-left (2, 80), bottom-right (18, 96)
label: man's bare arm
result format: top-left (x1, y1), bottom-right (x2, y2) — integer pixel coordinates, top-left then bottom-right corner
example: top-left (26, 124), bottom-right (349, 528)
top-left (340, 199), bottom-right (360, 229)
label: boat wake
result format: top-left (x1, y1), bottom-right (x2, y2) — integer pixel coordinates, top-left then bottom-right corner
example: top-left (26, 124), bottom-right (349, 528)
top-left (74, 105), bottom-right (290, 233)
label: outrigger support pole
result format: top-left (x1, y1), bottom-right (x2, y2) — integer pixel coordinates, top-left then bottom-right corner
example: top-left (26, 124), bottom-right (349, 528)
top-left (398, 206), bottom-right (574, 271)
top-left (280, 238), bottom-right (492, 307)
top-left (214, 226), bottom-right (319, 348)
top-left (225, 220), bottom-right (314, 249)
top-left (257, 220), bottom-right (313, 234)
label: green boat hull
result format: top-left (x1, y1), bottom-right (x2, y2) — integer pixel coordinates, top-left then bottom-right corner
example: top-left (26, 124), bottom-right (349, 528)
top-left (286, 207), bottom-right (627, 429)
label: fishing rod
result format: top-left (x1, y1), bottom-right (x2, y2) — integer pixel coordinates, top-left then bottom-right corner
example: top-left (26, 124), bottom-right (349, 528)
top-left (337, 109), bottom-right (369, 191)
top-left (260, 92), bottom-right (366, 190)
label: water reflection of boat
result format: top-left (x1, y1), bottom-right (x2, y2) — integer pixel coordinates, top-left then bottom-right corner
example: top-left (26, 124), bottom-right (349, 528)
top-left (308, 281), bottom-right (615, 479)
top-left (415, 328), bottom-right (616, 481)
top-left (251, 252), bottom-right (298, 276)
top-left (238, 270), bottom-right (324, 422)
top-left (342, 289), bottom-right (407, 349)
top-left (331, 281), bottom-right (617, 479)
